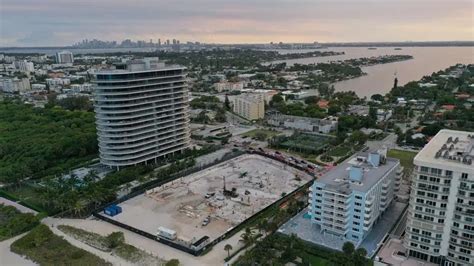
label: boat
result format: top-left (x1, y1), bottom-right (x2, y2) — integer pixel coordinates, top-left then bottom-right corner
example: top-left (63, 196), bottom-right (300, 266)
top-left (394, 48), bottom-right (402, 50)
top-left (368, 47), bottom-right (377, 50)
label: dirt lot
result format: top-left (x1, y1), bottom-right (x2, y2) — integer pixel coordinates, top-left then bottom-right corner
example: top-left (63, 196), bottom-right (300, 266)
top-left (106, 153), bottom-right (312, 244)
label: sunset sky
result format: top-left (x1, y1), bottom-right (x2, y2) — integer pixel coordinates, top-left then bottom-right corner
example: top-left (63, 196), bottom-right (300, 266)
top-left (1, 0), bottom-right (473, 46)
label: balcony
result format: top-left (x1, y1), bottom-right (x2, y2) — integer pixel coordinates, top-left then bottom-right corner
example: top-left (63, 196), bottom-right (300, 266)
top-left (94, 72), bottom-right (185, 84)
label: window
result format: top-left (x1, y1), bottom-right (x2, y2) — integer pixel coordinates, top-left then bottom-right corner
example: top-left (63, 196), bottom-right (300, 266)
top-left (430, 168), bottom-right (442, 176)
top-left (445, 170), bottom-right (453, 177)
top-left (353, 228), bottom-right (359, 232)
top-left (355, 202), bottom-right (361, 206)
top-left (438, 219), bottom-right (444, 223)
top-left (353, 222), bottom-right (360, 225)
top-left (355, 195), bottom-right (362, 200)
top-left (462, 173), bottom-right (468, 180)
top-left (444, 179), bottom-right (451, 184)
top-left (421, 231), bottom-right (432, 237)
top-left (423, 215), bottom-right (434, 222)
top-left (354, 209), bottom-right (361, 213)
top-left (353, 215), bottom-right (360, 219)
top-left (460, 248), bottom-right (471, 255)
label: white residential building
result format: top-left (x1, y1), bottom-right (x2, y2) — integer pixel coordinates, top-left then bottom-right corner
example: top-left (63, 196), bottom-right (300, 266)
top-left (93, 57), bottom-right (190, 169)
top-left (404, 130), bottom-right (474, 265)
top-left (46, 78), bottom-right (71, 87)
top-left (56, 51), bottom-right (74, 64)
top-left (14, 60), bottom-right (34, 72)
top-left (310, 149), bottom-right (402, 246)
top-left (214, 81), bottom-right (244, 92)
top-left (0, 77), bottom-right (31, 93)
top-left (267, 114), bottom-right (338, 134)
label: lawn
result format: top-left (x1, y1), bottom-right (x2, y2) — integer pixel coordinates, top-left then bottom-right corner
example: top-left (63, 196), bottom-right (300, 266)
top-left (241, 129), bottom-right (282, 140)
top-left (327, 145), bottom-right (351, 157)
top-left (304, 254), bottom-right (331, 266)
top-left (387, 149), bottom-right (417, 175)
top-left (11, 224), bottom-right (111, 266)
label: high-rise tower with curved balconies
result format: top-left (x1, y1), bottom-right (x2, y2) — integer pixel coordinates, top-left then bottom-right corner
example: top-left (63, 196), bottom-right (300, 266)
top-left (92, 58), bottom-right (190, 169)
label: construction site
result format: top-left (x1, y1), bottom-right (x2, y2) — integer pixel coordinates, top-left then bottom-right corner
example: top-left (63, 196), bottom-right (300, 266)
top-left (103, 153), bottom-right (313, 250)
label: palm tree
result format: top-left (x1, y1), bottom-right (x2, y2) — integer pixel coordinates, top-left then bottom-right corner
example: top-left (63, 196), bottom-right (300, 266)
top-left (224, 244), bottom-right (233, 258)
top-left (240, 227), bottom-right (255, 246)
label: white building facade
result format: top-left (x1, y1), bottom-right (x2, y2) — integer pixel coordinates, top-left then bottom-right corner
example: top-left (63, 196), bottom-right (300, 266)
top-left (310, 150), bottom-right (402, 246)
top-left (404, 130), bottom-right (474, 265)
top-left (56, 51), bottom-right (74, 64)
top-left (93, 58), bottom-right (191, 169)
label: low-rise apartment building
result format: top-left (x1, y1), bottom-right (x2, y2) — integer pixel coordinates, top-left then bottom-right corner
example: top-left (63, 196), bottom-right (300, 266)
top-left (310, 150), bottom-right (402, 246)
top-left (267, 113), bottom-right (338, 134)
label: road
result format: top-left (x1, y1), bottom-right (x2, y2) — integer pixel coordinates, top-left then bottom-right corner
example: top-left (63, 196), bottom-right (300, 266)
top-left (366, 133), bottom-right (398, 151)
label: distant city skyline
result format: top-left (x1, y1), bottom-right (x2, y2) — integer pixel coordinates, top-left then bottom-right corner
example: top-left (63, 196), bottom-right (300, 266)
top-left (1, 0), bottom-right (473, 47)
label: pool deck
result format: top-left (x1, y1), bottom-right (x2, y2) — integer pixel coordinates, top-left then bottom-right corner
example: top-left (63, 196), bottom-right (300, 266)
top-left (279, 201), bottom-right (407, 257)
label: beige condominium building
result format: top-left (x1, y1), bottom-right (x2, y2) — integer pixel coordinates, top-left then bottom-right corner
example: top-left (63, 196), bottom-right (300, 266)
top-left (92, 58), bottom-right (190, 169)
top-left (232, 93), bottom-right (265, 120)
top-left (404, 129), bottom-right (474, 266)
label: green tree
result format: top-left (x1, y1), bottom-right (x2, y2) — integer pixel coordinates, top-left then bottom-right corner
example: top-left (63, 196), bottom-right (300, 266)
top-left (342, 241), bottom-right (355, 256)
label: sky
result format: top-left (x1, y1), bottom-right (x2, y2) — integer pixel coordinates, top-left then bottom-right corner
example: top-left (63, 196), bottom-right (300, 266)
top-left (1, 0), bottom-right (473, 47)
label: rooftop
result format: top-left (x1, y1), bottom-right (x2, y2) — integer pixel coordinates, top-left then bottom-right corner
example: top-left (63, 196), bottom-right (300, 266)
top-left (317, 151), bottom-right (399, 194)
top-left (94, 57), bottom-right (184, 74)
top-left (414, 129), bottom-right (474, 169)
